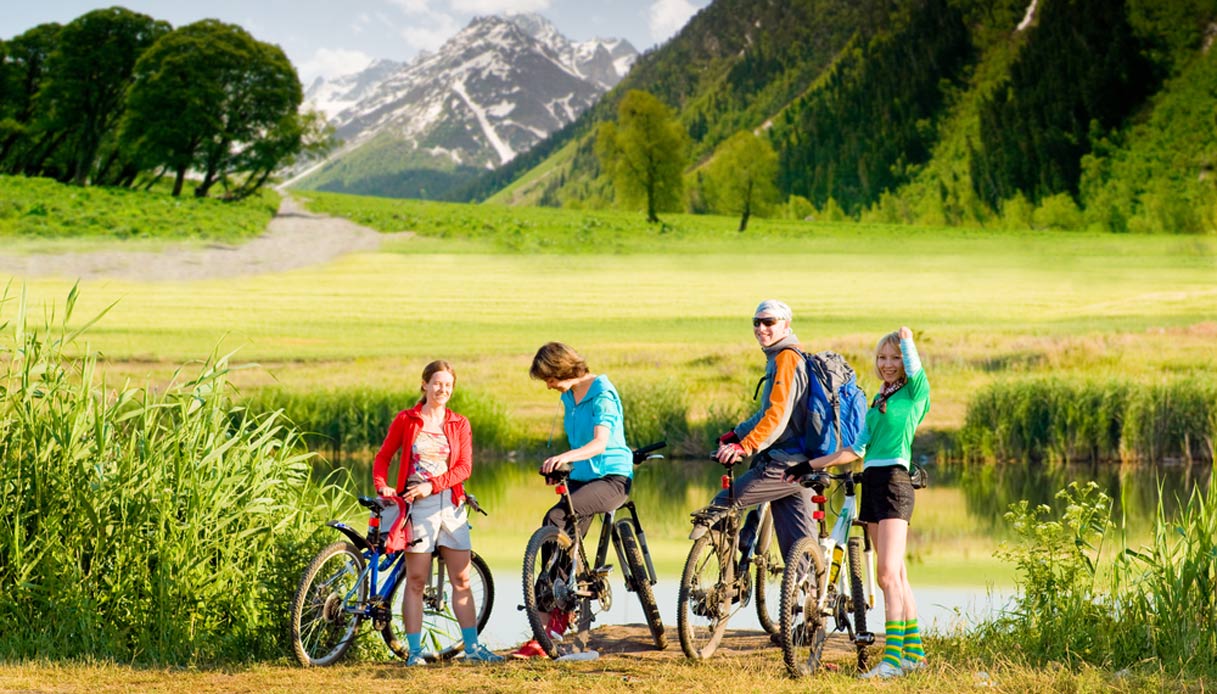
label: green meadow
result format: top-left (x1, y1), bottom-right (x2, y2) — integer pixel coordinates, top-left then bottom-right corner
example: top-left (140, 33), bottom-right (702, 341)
top-left (10, 190), bottom-right (1216, 440)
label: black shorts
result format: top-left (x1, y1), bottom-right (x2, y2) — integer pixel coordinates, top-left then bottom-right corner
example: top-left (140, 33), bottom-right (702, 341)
top-left (859, 465), bottom-right (915, 523)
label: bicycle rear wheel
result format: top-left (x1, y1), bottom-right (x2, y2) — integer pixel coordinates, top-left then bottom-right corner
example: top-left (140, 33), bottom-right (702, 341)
top-left (522, 525), bottom-right (574, 658)
top-left (615, 520), bottom-right (666, 650)
top-left (290, 541), bottom-right (368, 667)
top-left (780, 536), bottom-right (827, 677)
top-left (677, 531), bottom-right (734, 660)
top-left (752, 507), bottom-right (783, 635)
top-left (381, 551), bottom-right (495, 661)
top-left (847, 536), bottom-right (871, 672)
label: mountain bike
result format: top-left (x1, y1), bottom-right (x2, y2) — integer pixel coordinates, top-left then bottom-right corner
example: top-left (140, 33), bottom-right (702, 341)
top-left (676, 456), bottom-right (785, 660)
top-left (779, 470), bottom-right (876, 676)
top-left (289, 494), bottom-right (495, 666)
top-left (520, 442), bottom-right (668, 657)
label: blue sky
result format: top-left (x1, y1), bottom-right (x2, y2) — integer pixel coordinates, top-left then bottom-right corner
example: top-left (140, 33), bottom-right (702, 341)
top-left (2, 0), bottom-right (711, 83)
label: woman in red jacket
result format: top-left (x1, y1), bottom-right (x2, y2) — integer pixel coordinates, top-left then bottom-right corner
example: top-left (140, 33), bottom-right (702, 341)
top-left (372, 360), bottom-right (503, 665)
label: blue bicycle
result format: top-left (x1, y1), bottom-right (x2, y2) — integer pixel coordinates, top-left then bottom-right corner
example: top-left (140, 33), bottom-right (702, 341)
top-left (289, 494), bottom-right (494, 666)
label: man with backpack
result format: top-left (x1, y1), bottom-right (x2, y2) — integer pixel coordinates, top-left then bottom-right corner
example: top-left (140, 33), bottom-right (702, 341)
top-left (703, 299), bottom-right (867, 583)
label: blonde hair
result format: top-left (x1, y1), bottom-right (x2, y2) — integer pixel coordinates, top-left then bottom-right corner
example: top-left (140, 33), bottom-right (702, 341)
top-left (529, 342), bottom-right (588, 382)
top-left (419, 359), bottom-right (456, 405)
top-left (873, 331), bottom-right (902, 381)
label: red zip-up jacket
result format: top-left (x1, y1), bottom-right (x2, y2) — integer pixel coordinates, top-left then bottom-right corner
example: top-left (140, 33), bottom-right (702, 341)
top-left (372, 403), bottom-right (470, 508)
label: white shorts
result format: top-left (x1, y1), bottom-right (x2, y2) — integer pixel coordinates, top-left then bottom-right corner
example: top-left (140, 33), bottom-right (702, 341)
top-left (408, 489), bottom-right (471, 553)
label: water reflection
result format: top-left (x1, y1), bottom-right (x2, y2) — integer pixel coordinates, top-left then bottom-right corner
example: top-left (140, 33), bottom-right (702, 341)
top-left (327, 454), bottom-right (1213, 540)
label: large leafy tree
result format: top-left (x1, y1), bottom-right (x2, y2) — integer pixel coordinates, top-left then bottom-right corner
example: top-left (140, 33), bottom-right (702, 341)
top-left (0, 23), bottom-right (62, 174)
top-left (35, 7), bottom-right (168, 185)
top-left (704, 130), bottom-right (780, 231)
top-left (121, 20), bottom-right (306, 199)
top-left (596, 89), bottom-right (688, 222)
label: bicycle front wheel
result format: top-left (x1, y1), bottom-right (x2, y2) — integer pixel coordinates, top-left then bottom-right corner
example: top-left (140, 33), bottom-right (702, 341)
top-left (615, 520), bottom-right (666, 650)
top-left (290, 541), bottom-right (368, 667)
top-left (780, 536), bottom-right (827, 677)
top-left (381, 551), bottom-right (495, 661)
top-left (752, 507), bottom-right (783, 635)
top-left (522, 525), bottom-right (574, 658)
top-left (677, 531), bottom-right (734, 660)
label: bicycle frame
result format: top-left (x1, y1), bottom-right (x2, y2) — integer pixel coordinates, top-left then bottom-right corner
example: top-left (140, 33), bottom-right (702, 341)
top-left (810, 472), bottom-right (875, 640)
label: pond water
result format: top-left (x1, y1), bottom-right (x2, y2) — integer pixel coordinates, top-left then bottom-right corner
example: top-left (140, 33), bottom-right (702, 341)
top-left (333, 456), bottom-right (1211, 649)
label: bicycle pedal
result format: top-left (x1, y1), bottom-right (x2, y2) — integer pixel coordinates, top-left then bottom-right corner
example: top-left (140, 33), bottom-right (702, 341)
top-left (591, 564), bottom-right (614, 577)
top-left (854, 631), bottom-right (876, 645)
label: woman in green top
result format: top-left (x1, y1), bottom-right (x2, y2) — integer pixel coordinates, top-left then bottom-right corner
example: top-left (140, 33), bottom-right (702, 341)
top-left (786, 326), bottom-right (929, 679)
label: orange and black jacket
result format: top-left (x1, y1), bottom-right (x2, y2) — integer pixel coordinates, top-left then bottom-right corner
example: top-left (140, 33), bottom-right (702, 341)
top-left (734, 333), bottom-right (810, 461)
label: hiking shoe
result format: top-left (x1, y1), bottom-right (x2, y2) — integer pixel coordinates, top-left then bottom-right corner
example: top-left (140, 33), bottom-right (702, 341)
top-left (901, 657), bottom-right (927, 673)
top-left (510, 639), bottom-right (548, 659)
top-left (858, 661), bottom-right (904, 679)
top-left (405, 650), bottom-right (428, 666)
top-left (463, 642), bottom-right (504, 663)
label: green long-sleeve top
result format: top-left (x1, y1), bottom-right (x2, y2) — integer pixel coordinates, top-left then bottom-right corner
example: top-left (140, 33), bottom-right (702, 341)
top-left (850, 337), bottom-right (930, 470)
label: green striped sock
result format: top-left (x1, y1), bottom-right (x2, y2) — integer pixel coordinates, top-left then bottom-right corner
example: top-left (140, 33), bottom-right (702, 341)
top-left (882, 620), bottom-right (905, 669)
top-left (903, 618), bottom-right (926, 663)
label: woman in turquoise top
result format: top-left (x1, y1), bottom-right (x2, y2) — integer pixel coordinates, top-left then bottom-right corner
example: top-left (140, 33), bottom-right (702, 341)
top-left (511, 341), bottom-right (633, 659)
top-left (786, 326), bottom-right (930, 679)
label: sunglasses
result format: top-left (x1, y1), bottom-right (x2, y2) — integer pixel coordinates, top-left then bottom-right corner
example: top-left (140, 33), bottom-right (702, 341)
top-left (752, 316), bottom-right (782, 327)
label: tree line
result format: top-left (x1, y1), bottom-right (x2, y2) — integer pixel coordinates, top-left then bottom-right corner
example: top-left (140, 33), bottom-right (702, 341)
top-left (0, 6), bottom-right (332, 200)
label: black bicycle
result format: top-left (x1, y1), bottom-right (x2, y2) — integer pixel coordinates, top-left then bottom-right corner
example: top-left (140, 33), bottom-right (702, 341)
top-left (520, 442), bottom-right (668, 657)
top-left (676, 455), bottom-right (784, 660)
top-left (290, 494), bottom-right (494, 666)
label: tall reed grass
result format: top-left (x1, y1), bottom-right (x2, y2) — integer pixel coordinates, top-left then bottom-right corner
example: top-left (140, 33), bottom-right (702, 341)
top-left (960, 379), bottom-right (1215, 463)
top-left (0, 286), bottom-right (349, 663)
top-left (966, 476), bottom-right (1217, 678)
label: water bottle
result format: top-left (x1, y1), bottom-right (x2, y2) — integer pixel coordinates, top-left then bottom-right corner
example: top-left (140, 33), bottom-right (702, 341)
top-left (827, 544), bottom-right (844, 585)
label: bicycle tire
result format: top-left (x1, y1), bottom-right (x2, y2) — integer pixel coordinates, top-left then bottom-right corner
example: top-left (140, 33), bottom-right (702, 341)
top-left (847, 536), bottom-right (870, 672)
top-left (779, 536), bottom-right (827, 677)
top-left (752, 506), bottom-right (783, 635)
top-left (522, 525), bottom-right (574, 658)
top-left (380, 550), bottom-right (495, 661)
top-left (290, 541), bottom-right (368, 667)
top-left (677, 531), bottom-right (733, 660)
top-left (615, 520), bottom-right (667, 650)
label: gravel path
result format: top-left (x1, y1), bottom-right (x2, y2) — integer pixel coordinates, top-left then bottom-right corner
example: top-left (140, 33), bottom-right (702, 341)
top-left (0, 196), bottom-right (410, 282)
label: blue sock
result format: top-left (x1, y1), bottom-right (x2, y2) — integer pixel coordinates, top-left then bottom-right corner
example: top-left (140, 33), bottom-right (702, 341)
top-left (461, 626), bottom-right (479, 646)
top-left (407, 632), bottom-right (422, 653)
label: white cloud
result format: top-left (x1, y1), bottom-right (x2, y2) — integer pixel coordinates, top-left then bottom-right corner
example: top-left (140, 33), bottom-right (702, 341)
top-left (449, 0), bottom-right (551, 13)
top-left (648, 0), bottom-right (698, 42)
top-left (299, 48), bottom-right (375, 82)
top-left (400, 13), bottom-right (462, 53)
top-left (387, 0), bottom-right (433, 14)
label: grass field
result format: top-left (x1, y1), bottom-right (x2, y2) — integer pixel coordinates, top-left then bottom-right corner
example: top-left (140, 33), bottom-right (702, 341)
top-left (8, 197), bottom-right (1215, 440)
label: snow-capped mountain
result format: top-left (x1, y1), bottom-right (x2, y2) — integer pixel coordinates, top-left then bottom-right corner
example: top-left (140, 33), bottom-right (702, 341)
top-left (293, 13), bottom-right (637, 200)
top-left (303, 58), bottom-right (403, 121)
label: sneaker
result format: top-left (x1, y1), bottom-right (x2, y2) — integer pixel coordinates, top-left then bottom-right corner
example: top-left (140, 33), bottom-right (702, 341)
top-left (463, 642), bottom-right (504, 663)
top-left (901, 657), bottom-right (927, 673)
top-left (858, 661), bottom-right (904, 679)
top-left (405, 650), bottom-right (428, 666)
top-left (510, 639), bottom-right (549, 659)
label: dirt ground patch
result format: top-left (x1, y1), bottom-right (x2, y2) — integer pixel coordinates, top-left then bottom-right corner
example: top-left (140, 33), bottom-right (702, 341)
top-left (0, 196), bottom-right (410, 282)
top-left (569, 623), bottom-right (863, 665)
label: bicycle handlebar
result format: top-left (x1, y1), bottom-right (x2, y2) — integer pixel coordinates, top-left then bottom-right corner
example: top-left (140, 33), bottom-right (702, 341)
top-left (632, 440), bottom-right (666, 465)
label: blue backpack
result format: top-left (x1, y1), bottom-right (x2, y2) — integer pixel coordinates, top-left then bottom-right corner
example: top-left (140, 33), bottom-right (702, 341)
top-left (791, 349), bottom-right (868, 458)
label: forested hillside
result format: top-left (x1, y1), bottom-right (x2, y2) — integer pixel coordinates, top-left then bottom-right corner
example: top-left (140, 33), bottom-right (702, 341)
top-left (470, 0), bottom-right (1217, 234)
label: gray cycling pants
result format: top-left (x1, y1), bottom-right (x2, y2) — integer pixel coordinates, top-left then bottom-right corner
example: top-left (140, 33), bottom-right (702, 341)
top-left (710, 457), bottom-right (815, 559)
